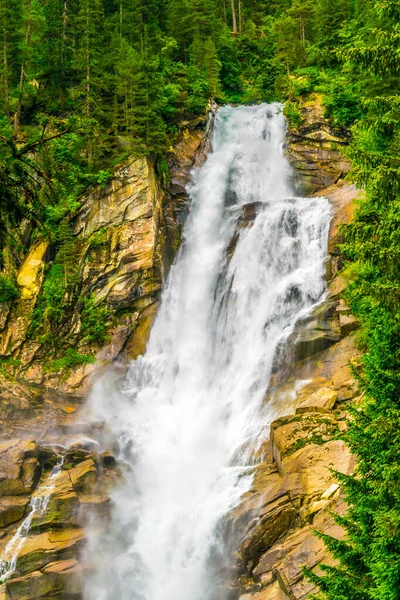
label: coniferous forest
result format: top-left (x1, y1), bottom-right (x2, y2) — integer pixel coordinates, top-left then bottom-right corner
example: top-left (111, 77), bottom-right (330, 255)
top-left (0, 0), bottom-right (400, 599)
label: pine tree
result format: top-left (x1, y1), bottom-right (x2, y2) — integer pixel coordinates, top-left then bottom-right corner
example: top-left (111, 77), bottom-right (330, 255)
top-left (72, 0), bottom-right (106, 162)
top-left (0, 0), bottom-right (22, 114)
top-left (72, 0), bottom-right (105, 121)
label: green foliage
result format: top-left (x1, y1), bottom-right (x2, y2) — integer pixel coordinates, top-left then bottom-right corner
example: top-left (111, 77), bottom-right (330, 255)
top-left (80, 294), bottom-right (111, 346)
top-left (29, 264), bottom-right (68, 346)
top-left (45, 348), bottom-right (96, 375)
top-left (0, 274), bottom-right (19, 302)
top-left (0, 4), bottom-right (399, 596)
top-left (306, 1), bottom-right (400, 598)
top-left (283, 101), bottom-right (302, 127)
top-left (319, 77), bottom-right (362, 127)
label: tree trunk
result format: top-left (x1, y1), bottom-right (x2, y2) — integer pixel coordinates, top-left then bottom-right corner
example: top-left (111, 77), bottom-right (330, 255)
top-left (300, 16), bottom-right (305, 46)
top-left (3, 36), bottom-right (9, 107)
top-left (231, 0), bottom-right (237, 34)
top-left (61, 0), bottom-right (68, 76)
top-left (14, 22), bottom-right (31, 137)
top-left (238, 0), bottom-right (242, 34)
top-left (85, 3), bottom-right (92, 164)
top-left (86, 2), bottom-right (90, 119)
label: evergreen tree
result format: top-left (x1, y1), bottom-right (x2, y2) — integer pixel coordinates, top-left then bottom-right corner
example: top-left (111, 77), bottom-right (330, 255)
top-left (306, 1), bottom-right (400, 598)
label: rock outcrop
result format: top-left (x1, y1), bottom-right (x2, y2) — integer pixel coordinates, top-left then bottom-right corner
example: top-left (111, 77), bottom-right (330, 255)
top-left (286, 94), bottom-right (351, 194)
top-left (0, 436), bottom-right (118, 599)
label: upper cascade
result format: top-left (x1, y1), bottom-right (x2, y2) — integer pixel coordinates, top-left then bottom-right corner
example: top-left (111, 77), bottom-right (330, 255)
top-left (86, 104), bottom-right (331, 600)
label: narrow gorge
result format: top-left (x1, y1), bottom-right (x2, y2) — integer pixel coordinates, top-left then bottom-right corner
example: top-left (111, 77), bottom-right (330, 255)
top-left (0, 101), bottom-right (360, 600)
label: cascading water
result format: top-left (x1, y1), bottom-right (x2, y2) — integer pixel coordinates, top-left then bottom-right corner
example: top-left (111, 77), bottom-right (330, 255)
top-left (87, 104), bottom-right (331, 600)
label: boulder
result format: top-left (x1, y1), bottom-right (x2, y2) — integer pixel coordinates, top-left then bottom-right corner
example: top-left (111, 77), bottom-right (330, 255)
top-left (281, 440), bottom-right (353, 495)
top-left (254, 581), bottom-right (289, 600)
top-left (296, 387), bottom-right (337, 414)
top-left (68, 459), bottom-right (97, 493)
top-left (339, 313), bottom-right (359, 336)
top-left (0, 440), bottom-right (39, 497)
top-left (270, 413), bottom-right (338, 469)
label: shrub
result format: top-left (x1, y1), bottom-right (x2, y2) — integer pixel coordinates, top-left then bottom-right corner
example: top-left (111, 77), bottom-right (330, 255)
top-left (45, 348), bottom-right (96, 374)
top-left (0, 275), bottom-right (20, 303)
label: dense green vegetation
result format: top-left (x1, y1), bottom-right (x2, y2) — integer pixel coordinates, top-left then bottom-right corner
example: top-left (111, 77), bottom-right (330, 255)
top-left (0, 0), bottom-right (399, 594)
top-left (305, 2), bottom-right (400, 599)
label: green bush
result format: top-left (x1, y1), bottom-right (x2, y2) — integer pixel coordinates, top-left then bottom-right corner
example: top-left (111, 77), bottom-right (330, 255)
top-left (318, 77), bottom-right (363, 127)
top-left (45, 348), bottom-right (96, 374)
top-left (0, 275), bottom-right (20, 303)
top-left (283, 101), bottom-right (302, 127)
top-left (80, 294), bottom-right (111, 346)
top-left (29, 264), bottom-right (66, 342)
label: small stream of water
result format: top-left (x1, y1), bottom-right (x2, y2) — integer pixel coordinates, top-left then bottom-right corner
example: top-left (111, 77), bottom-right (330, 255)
top-left (0, 457), bottom-right (64, 581)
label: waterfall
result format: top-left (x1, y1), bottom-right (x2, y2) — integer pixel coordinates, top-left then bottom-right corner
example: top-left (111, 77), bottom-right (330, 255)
top-left (87, 104), bottom-right (331, 600)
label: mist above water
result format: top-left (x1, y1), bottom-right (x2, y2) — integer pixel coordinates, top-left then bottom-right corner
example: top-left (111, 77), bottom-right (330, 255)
top-left (86, 104), bottom-right (331, 600)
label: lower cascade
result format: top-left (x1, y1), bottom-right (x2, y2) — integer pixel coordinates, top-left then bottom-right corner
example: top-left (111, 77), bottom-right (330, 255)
top-left (87, 104), bottom-right (331, 600)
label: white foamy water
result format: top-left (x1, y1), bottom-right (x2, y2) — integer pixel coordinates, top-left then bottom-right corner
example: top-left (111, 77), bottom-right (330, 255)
top-left (87, 104), bottom-right (331, 600)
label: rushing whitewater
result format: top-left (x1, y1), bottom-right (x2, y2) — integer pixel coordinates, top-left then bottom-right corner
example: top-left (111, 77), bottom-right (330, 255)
top-left (87, 104), bottom-right (331, 600)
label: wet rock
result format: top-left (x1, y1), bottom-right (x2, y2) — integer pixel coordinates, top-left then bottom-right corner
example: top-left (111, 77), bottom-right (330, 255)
top-left (99, 452), bottom-right (116, 468)
top-left (292, 301), bottom-right (341, 362)
top-left (15, 528), bottom-right (85, 576)
top-left (64, 447), bottom-right (94, 467)
top-left (77, 493), bottom-right (111, 521)
top-left (125, 301), bottom-right (159, 359)
top-left (38, 448), bottom-right (59, 470)
top-left (240, 503), bottom-right (298, 569)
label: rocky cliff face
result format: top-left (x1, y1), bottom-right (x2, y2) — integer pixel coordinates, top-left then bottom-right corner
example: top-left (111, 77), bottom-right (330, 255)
top-left (0, 102), bottom-right (359, 600)
top-left (0, 116), bottom-right (211, 440)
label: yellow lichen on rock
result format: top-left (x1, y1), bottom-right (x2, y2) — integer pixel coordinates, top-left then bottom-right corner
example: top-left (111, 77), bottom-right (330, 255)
top-left (16, 240), bottom-right (48, 300)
